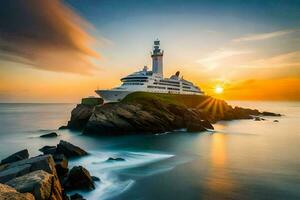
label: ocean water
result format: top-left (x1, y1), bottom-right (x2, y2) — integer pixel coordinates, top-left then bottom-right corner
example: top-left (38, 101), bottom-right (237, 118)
top-left (0, 101), bottom-right (299, 200)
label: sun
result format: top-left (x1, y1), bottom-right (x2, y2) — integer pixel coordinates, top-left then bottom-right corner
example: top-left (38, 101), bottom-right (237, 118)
top-left (214, 85), bottom-right (224, 94)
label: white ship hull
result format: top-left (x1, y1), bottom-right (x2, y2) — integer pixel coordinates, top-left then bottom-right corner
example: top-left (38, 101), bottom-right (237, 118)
top-left (95, 90), bottom-right (132, 102)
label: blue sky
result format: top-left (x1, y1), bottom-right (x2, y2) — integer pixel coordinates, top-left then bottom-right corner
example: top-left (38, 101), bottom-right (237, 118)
top-left (0, 0), bottom-right (299, 102)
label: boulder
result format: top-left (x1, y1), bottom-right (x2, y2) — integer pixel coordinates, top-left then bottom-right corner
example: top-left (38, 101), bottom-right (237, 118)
top-left (64, 166), bottom-right (94, 191)
top-left (6, 155), bottom-right (59, 180)
top-left (67, 104), bottom-right (95, 130)
top-left (254, 117), bottom-right (261, 121)
top-left (52, 154), bottom-right (68, 178)
top-left (91, 176), bottom-right (100, 182)
top-left (56, 140), bottom-right (88, 158)
top-left (70, 193), bottom-right (85, 200)
top-left (58, 126), bottom-right (68, 130)
top-left (1, 149), bottom-right (29, 165)
top-left (186, 123), bottom-right (206, 132)
top-left (6, 170), bottom-right (62, 200)
top-left (273, 120), bottom-right (279, 122)
top-left (39, 146), bottom-right (57, 155)
top-left (0, 183), bottom-right (35, 200)
top-left (107, 157), bottom-right (125, 162)
top-left (40, 132), bottom-right (58, 138)
top-left (0, 164), bottom-right (31, 183)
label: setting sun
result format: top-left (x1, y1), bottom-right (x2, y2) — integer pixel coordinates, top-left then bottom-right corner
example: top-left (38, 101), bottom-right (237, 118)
top-left (214, 85), bottom-right (224, 94)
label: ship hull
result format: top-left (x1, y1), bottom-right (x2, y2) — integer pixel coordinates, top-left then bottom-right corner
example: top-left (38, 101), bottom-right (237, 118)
top-left (95, 90), bottom-right (132, 102)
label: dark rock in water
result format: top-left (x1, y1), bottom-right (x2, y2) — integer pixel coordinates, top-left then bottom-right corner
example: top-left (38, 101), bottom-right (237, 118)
top-left (254, 117), bottom-right (261, 121)
top-left (64, 166), bottom-right (94, 191)
top-left (53, 154), bottom-right (69, 178)
top-left (57, 140), bottom-right (88, 158)
top-left (70, 193), bottom-right (86, 200)
top-left (91, 176), bottom-right (100, 182)
top-left (262, 111), bottom-right (281, 116)
top-left (6, 170), bottom-right (62, 200)
top-left (39, 146), bottom-right (57, 155)
top-left (186, 121), bottom-right (206, 132)
top-left (107, 157), bottom-right (125, 162)
top-left (59, 125), bottom-right (68, 130)
top-left (1, 149), bottom-right (29, 165)
top-left (40, 132), bottom-right (58, 138)
top-left (0, 183), bottom-right (35, 200)
top-left (273, 120), bottom-right (279, 122)
top-left (201, 120), bottom-right (214, 130)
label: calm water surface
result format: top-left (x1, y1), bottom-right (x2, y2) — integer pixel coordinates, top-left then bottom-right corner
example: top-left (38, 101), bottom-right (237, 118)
top-left (0, 101), bottom-right (299, 200)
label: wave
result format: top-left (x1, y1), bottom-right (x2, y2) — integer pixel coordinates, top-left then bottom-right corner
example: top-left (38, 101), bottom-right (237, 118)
top-left (68, 150), bottom-right (177, 199)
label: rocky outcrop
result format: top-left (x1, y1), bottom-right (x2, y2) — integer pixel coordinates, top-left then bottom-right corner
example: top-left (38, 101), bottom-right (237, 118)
top-left (64, 166), bottom-right (94, 191)
top-left (6, 170), bottom-right (62, 200)
top-left (1, 149), bottom-right (29, 165)
top-left (0, 183), bottom-right (35, 200)
top-left (56, 140), bottom-right (88, 158)
top-left (40, 132), bottom-right (58, 138)
top-left (262, 111), bottom-right (281, 116)
top-left (63, 92), bottom-right (281, 135)
top-left (67, 104), bottom-right (95, 130)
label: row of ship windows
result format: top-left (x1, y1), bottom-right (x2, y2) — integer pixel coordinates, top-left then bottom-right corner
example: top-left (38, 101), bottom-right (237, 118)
top-left (123, 83), bottom-right (198, 92)
top-left (147, 86), bottom-right (181, 91)
top-left (122, 77), bottom-right (192, 86)
top-left (153, 82), bottom-right (180, 87)
top-left (123, 79), bottom-right (148, 82)
top-left (182, 89), bottom-right (202, 93)
top-left (123, 80), bottom-right (192, 89)
top-left (123, 83), bottom-right (144, 85)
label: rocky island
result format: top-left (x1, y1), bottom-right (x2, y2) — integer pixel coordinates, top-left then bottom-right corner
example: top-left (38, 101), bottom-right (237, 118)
top-left (63, 92), bottom-right (281, 134)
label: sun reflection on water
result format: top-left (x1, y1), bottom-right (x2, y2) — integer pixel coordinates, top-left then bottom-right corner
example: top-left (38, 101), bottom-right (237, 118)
top-left (205, 133), bottom-right (236, 199)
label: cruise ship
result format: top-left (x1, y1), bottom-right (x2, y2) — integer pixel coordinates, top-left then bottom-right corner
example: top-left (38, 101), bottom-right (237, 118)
top-left (96, 40), bottom-right (204, 102)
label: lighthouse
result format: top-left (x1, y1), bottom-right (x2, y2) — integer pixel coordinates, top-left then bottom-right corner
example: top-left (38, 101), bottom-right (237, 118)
top-left (151, 40), bottom-right (163, 77)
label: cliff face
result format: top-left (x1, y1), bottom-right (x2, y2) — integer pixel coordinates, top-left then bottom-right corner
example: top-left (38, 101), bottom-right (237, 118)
top-left (65, 92), bottom-right (280, 135)
top-left (84, 100), bottom-right (213, 135)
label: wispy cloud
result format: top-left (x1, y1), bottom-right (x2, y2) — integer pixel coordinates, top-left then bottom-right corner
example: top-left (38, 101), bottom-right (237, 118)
top-left (241, 51), bottom-right (300, 69)
top-left (233, 30), bottom-right (295, 42)
top-left (197, 49), bottom-right (252, 70)
top-left (0, 0), bottom-right (101, 74)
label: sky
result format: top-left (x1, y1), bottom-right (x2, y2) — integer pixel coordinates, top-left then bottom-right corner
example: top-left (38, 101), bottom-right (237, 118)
top-left (0, 0), bottom-right (299, 102)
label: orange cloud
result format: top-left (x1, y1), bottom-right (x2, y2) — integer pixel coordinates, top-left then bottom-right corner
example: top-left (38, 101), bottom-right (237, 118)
top-left (0, 0), bottom-right (99, 74)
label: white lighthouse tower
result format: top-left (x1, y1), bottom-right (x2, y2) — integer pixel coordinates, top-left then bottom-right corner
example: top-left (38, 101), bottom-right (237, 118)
top-left (151, 40), bottom-right (163, 77)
